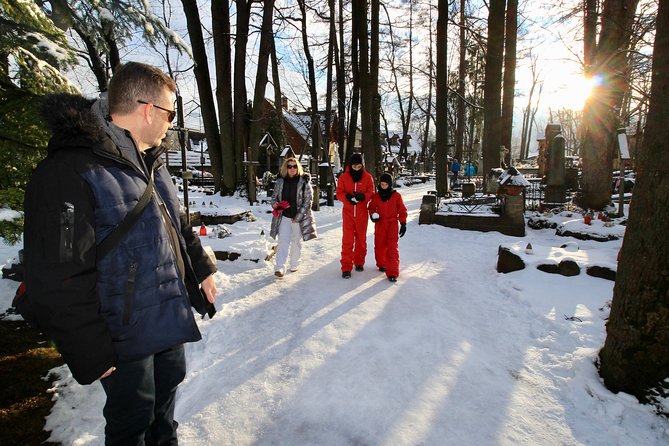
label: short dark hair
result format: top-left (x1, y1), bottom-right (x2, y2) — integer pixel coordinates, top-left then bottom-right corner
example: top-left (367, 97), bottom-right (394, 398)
top-left (108, 62), bottom-right (176, 115)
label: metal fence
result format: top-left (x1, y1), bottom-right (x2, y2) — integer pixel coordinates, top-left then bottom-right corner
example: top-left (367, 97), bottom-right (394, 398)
top-left (524, 179), bottom-right (543, 210)
top-left (523, 179), bottom-right (576, 211)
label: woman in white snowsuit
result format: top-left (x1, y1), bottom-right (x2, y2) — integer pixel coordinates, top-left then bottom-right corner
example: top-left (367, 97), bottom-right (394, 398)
top-left (270, 157), bottom-right (317, 277)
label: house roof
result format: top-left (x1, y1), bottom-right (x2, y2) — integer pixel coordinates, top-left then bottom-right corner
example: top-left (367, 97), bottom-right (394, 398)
top-left (266, 98), bottom-right (330, 144)
top-left (384, 130), bottom-right (421, 154)
top-left (283, 112), bottom-right (312, 141)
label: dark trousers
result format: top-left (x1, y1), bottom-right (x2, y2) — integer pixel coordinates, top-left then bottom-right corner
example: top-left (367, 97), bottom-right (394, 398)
top-left (100, 345), bottom-right (186, 446)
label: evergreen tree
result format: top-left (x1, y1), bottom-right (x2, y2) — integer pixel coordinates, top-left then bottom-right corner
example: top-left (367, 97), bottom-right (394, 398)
top-left (0, 0), bottom-right (77, 244)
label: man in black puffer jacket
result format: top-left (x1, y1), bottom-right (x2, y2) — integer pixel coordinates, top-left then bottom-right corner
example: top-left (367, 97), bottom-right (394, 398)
top-left (23, 62), bottom-right (218, 445)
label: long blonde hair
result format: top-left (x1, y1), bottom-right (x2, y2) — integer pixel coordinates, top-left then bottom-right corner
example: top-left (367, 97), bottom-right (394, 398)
top-left (279, 157), bottom-right (304, 178)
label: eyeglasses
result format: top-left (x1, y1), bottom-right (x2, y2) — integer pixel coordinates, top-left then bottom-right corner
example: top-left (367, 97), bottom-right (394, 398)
top-left (137, 100), bottom-right (176, 123)
top-left (287, 164), bottom-right (298, 169)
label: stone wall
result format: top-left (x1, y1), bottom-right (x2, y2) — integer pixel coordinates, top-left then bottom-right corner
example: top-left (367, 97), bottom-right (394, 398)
top-left (419, 194), bottom-right (526, 237)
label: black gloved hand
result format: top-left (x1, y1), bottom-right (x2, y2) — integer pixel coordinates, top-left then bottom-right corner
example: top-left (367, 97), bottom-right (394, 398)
top-left (370, 212), bottom-right (380, 223)
top-left (346, 194), bottom-right (358, 205)
top-left (399, 223), bottom-right (406, 238)
top-left (355, 192), bottom-right (365, 202)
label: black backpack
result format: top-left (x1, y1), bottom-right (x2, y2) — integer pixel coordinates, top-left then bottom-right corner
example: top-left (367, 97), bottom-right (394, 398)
top-left (13, 171), bottom-right (154, 325)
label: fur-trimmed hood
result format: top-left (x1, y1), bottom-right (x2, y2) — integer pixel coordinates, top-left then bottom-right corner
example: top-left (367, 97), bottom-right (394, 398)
top-left (40, 93), bottom-right (166, 171)
top-left (40, 93), bottom-right (105, 152)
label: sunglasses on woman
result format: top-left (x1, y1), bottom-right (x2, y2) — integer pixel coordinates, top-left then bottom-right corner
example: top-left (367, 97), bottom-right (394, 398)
top-left (287, 164), bottom-right (298, 169)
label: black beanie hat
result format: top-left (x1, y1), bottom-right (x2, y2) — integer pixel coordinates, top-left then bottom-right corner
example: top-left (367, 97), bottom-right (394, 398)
top-left (350, 153), bottom-right (363, 165)
top-left (380, 172), bottom-right (393, 185)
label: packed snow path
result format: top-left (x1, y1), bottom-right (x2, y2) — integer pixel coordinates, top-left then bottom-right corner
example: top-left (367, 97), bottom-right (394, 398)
top-left (37, 182), bottom-right (668, 445)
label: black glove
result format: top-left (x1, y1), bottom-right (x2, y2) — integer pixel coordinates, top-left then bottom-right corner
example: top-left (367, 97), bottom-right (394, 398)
top-left (399, 223), bottom-right (406, 238)
top-left (355, 192), bottom-right (365, 202)
top-left (346, 194), bottom-right (358, 205)
top-left (370, 213), bottom-right (380, 223)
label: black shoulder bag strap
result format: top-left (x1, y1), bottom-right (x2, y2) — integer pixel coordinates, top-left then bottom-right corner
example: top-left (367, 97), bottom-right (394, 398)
top-left (97, 169), bottom-right (155, 261)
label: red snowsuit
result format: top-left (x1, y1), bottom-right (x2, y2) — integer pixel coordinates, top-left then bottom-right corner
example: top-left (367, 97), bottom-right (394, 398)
top-left (336, 166), bottom-right (375, 271)
top-left (368, 190), bottom-right (407, 278)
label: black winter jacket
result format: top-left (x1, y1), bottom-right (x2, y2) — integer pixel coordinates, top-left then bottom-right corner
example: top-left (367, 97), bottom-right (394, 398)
top-left (23, 94), bottom-right (216, 385)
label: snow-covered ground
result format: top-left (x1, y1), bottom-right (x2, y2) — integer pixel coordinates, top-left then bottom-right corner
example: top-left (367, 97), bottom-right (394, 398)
top-left (1, 180), bottom-right (667, 445)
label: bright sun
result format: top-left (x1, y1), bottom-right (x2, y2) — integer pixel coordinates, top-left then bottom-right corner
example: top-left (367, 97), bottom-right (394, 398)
top-left (544, 75), bottom-right (597, 111)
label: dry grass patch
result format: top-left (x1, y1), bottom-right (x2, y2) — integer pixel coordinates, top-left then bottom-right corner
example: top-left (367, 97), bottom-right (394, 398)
top-left (0, 320), bottom-right (63, 445)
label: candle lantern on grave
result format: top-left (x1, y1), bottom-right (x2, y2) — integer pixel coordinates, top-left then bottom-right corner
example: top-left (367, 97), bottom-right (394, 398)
top-left (496, 167), bottom-right (530, 232)
top-left (497, 167), bottom-right (530, 196)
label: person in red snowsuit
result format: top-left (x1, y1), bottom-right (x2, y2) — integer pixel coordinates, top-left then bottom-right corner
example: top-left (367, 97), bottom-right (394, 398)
top-left (336, 153), bottom-right (376, 278)
top-left (368, 173), bottom-right (407, 282)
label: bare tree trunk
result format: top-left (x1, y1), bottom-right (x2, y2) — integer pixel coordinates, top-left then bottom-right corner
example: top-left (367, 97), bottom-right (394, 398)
top-left (435, 0), bottom-right (448, 195)
top-left (346, 0), bottom-right (361, 162)
top-left (455, 0), bottom-right (466, 164)
top-left (296, 0), bottom-right (323, 160)
top-left (384, 3), bottom-right (413, 163)
top-left (423, 3), bottom-right (434, 160)
top-left (527, 83), bottom-right (542, 157)
top-left (467, 52), bottom-right (485, 164)
top-left (519, 90), bottom-right (531, 160)
top-left (212, 0), bottom-right (236, 193)
top-left (369, 0), bottom-right (381, 177)
top-left (234, 0), bottom-right (252, 183)
top-left (181, 0), bottom-right (223, 191)
top-left (73, 27), bottom-right (109, 91)
top-left (336, 0), bottom-right (347, 164)
top-left (584, 0), bottom-right (597, 78)
top-left (380, 108), bottom-right (391, 154)
top-left (0, 52), bottom-right (8, 84)
top-left (249, 0), bottom-right (275, 153)
top-left (580, 0), bottom-right (640, 210)
top-left (325, 0), bottom-right (336, 155)
top-left (482, 0), bottom-right (506, 178)
top-left (501, 0), bottom-right (517, 165)
top-left (599, 0), bottom-right (669, 403)
top-left (271, 38), bottom-right (285, 149)
top-left (354, 0), bottom-right (374, 170)
top-left (102, 24), bottom-right (120, 72)
top-left (423, 73), bottom-right (433, 160)
top-left (402, 1), bottom-right (415, 162)
top-left (520, 109), bottom-right (529, 161)
top-left (520, 56), bottom-right (539, 160)
top-left (53, 0), bottom-right (110, 91)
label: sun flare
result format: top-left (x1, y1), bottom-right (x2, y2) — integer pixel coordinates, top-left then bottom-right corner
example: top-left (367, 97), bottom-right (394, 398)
top-left (571, 76), bottom-right (597, 107)
top-left (546, 76), bottom-right (597, 111)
